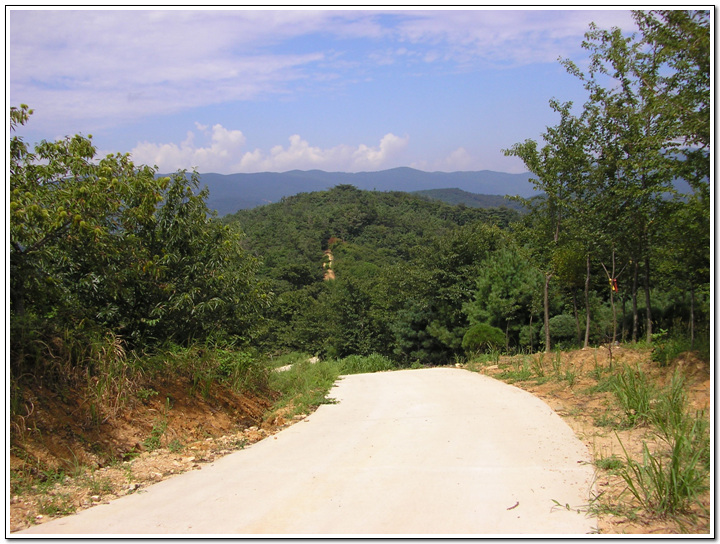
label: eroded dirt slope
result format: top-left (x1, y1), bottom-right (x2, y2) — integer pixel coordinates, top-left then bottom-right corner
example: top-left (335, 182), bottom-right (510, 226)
top-left (9, 377), bottom-right (290, 532)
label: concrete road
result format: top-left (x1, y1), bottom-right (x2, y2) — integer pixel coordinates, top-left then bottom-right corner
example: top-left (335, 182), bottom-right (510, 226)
top-left (17, 368), bottom-right (597, 536)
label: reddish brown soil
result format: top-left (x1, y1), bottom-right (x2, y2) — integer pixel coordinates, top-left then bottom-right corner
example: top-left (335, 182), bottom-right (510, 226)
top-left (9, 376), bottom-right (291, 532)
top-left (466, 346), bottom-right (711, 535)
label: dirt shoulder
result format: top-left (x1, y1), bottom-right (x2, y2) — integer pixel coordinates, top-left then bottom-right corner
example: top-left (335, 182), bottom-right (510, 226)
top-left (464, 346), bottom-right (711, 535)
top-left (9, 346), bottom-right (711, 535)
top-left (9, 377), bottom-right (301, 533)
top-left (16, 368), bottom-right (597, 535)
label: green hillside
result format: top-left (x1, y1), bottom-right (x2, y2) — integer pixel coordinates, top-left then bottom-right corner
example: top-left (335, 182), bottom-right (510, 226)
top-left (223, 185), bottom-right (520, 362)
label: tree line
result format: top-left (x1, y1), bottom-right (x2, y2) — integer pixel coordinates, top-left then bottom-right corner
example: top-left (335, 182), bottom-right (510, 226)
top-left (10, 10), bottom-right (710, 384)
top-left (504, 10), bottom-right (709, 351)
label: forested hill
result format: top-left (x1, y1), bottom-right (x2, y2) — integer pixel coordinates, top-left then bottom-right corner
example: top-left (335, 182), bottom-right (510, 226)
top-left (224, 184), bottom-right (518, 277)
top-left (223, 185), bottom-right (520, 362)
top-left (412, 188), bottom-right (527, 212)
top-left (193, 168), bottom-right (535, 215)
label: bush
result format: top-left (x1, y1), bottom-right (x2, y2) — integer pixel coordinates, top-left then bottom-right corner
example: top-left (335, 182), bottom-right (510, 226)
top-left (337, 353), bottom-right (397, 374)
top-left (652, 335), bottom-right (692, 367)
top-left (462, 323), bottom-right (506, 353)
top-left (547, 314), bottom-right (577, 342)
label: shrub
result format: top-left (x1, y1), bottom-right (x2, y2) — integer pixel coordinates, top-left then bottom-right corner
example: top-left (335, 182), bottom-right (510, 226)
top-left (547, 314), bottom-right (577, 342)
top-left (462, 323), bottom-right (506, 353)
top-left (337, 353), bottom-right (396, 374)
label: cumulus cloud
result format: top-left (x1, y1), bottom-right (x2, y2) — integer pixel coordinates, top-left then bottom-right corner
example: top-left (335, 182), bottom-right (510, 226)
top-left (130, 124), bottom-right (409, 173)
top-left (131, 124), bottom-right (247, 173)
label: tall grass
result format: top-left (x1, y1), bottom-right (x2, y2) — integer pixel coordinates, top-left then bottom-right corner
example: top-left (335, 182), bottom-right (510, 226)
top-left (619, 427), bottom-right (709, 517)
top-left (265, 353), bottom-right (401, 421)
top-left (611, 365), bottom-right (657, 427)
top-left (336, 353), bottom-right (397, 374)
top-left (143, 344), bottom-right (268, 398)
top-left (267, 358), bottom-right (340, 419)
top-left (613, 365), bottom-right (710, 516)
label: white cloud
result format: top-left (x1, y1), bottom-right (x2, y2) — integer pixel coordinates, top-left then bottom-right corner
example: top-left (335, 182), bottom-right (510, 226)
top-left (9, 9), bottom-right (637, 133)
top-left (9, 10), bottom-right (334, 131)
top-left (392, 9), bottom-right (637, 67)
top-left (130, 124), bottom-right (409, 173)
top-left (131, 124), bottom-right (247, 173)
top-left (411, 146), bottom-right (528, 174)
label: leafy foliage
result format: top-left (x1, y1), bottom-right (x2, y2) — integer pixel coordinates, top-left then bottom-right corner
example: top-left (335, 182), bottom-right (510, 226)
top-left (225, 186), bottom-right (510, 363)
top-left (461, 323), bottom-right (506, 354)
top-left (10, 107), bottom-right (268, 377)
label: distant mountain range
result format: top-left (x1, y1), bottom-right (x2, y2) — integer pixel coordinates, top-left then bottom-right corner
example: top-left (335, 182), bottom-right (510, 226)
top-left (412, 188), bottom-right (527, 212)
top-left (188, 167), bottom-right (537, 216)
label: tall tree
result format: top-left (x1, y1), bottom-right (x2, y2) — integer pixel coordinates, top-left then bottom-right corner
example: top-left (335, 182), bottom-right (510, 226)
top-left (562, 16), bottom-right (685, 342)
top-left (504, 100), bottom-right (592, 351)
top-left (464, 244), bottom-right (543, 351)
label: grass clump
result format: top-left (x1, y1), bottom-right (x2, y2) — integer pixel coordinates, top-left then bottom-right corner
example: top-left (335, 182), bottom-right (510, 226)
top-left (498, 357), bottom-right (532, 382)
top-left (265, 353), bottom-right (401, 422)
top-left (336, 353), bottom-right (397, 374)
top-left (619, 430), bottom-right (709, 517)
top-left (611, 365), bottom-right (657, 427)
top-left (612, 366), bottom-right (710, 517)
top-left (595, 455), bottom-right (624, 472)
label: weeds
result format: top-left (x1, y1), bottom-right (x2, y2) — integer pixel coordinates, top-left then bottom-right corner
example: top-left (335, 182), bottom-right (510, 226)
top-left (336, 353), bottom-right (397, 374)
top-left (613, 367), bottom-right (710, 517)
top-left (84, 472), bottom-right (115, 496)
top-left (168, 439), bottom-right (185, 453)
top-left (142, 398), bottom-right (171, 452)
top-left (36, 494), bottom-right (76, 517)
top-left (562, 367), bottom-right (577, 387)
top-left (498, 357), bottom-right (532, 382)
top-left (137, 388), bottom-right (158, 402)
top-left (611, 365), bottom-right (656, 427)
top-left (267, 358), bottom-right (340, 421)
top-left (530, 353), bottom-right (545, 377)
top-left (618, 435), bottom-right (708, 517)
top-left (652, 336), bottom-right (691, 367)
top-left (595, 455), bottom-right (624, 472)
top-left (142, 419), bottom-right (168, 452)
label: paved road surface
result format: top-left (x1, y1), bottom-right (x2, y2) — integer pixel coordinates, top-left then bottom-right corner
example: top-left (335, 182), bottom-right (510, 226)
top-left (17, 368), bottom-right (597, 536)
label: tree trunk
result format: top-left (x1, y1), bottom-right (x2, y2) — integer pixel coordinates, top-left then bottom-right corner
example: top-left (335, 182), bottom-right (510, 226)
top-left (644, 254), bottom-right (652, 343)
top-left (505, 320), bottom-right (510, 353)
top-left (572, 290), bottom-right (581, 346)
top-left (10, 267), bottom-right (25, 318)
top-left (632, 260), bottom-right (639, 343)
top-left (583, 254), bottom-right (591, 349)
top-left (689, 280), bottom-right (695, 350)
top-left (544, 273), bottom-right (551, 353)
top-left (528, 314), bottom-right (534, 353)
top-left (621, 291), bottom-right (628, 343)
top-left (611, 252), bottom-right (617, 344)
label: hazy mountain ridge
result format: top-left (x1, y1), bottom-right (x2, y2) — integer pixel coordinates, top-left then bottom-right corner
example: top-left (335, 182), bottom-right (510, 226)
top-left (412, 188), bottom-right (527, 212)
top-left (189, 168), bottom-right (536, 216)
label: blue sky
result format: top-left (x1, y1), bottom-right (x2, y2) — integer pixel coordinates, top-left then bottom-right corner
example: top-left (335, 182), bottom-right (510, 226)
top-left (8, 8), bottom-right (638, 174)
